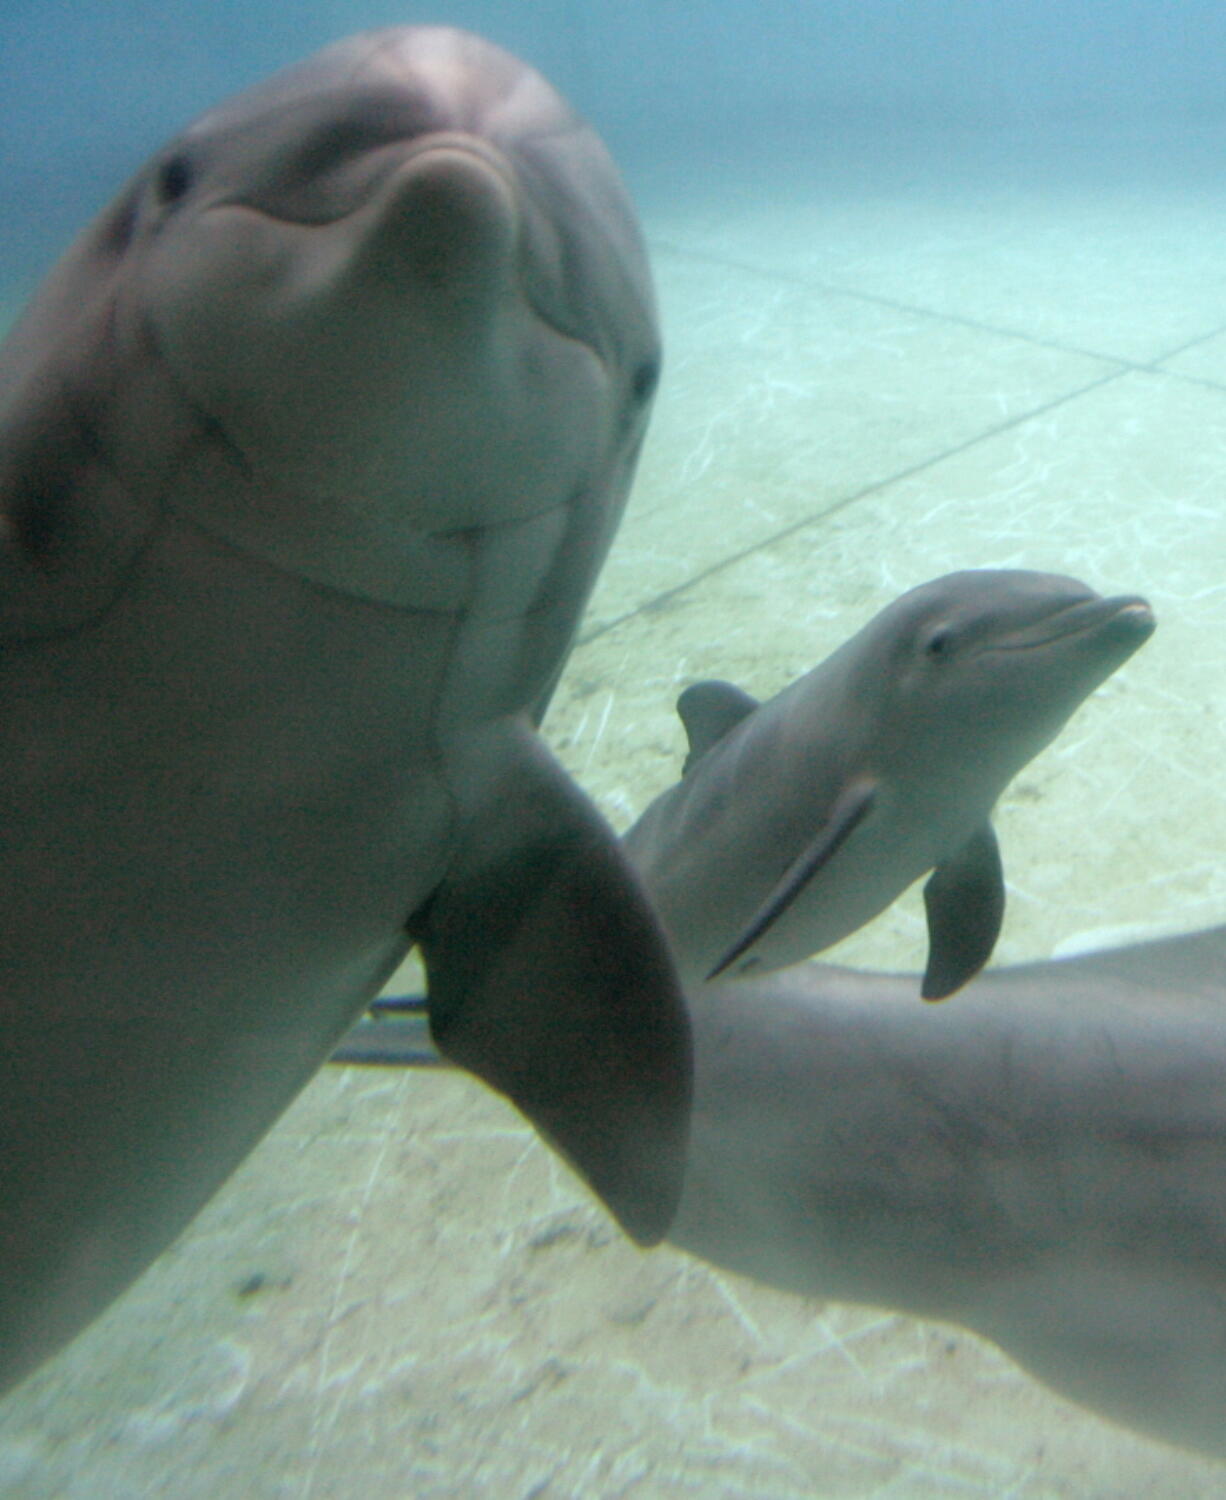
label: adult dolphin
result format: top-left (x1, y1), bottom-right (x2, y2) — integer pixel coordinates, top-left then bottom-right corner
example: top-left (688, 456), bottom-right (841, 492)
top-left (0, 27), bottom-right (688, 1399)
top-left (335, 928), bottom-right (1226, 1461)
top-left (670, 936), bottom-right (1226, 1461)
top-left (623, 570), bottom-right (1154, 996)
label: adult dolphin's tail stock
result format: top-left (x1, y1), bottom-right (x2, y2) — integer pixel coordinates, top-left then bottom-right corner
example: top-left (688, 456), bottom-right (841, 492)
top-left (670, 937), bottom-right (1226, 1461)
top-left (623, 570), bottom-right (1154, 996)
top-left (335, 926), bottom-right (1226, 1461)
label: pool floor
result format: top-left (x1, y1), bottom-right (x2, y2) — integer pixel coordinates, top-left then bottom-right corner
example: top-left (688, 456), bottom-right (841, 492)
top-left (4, 123), bottom-right (1226, 1498)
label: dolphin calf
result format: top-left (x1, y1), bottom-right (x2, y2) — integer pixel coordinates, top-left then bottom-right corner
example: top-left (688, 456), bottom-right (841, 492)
top-left (622, 570), bottom-right (1154, 995)
top-left (335, 927), bottom-right (1226, 1460)
top-left (0, 27), bottom-right (689, 1399)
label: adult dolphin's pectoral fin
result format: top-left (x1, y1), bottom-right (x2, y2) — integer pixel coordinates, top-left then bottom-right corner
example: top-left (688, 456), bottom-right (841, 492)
top-left (707, 778), bottom-right (878, 980)
top-left (920, 822), bottom-right (1005, 1000)
top-left (411, 721), bottom-right (692, 1246)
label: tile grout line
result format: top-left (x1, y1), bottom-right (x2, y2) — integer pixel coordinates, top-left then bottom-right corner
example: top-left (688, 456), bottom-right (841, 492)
top-left (1143, 323), bottom-right (1226, 371)
top-left (577, 366), bottom-right (1127, 649)
top-left (647, 236), bottom-right (1226, 387)
top-left (649, 236), bottom-right (1130, 367)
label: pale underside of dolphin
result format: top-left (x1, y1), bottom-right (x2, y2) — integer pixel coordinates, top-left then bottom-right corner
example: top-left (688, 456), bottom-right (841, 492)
top-left (0, 26), bottom-right (691, 1400)
top-left (334, 925), bottom-right (1226, 1462)
top-left (622, 569), bottom-right (1154, 997)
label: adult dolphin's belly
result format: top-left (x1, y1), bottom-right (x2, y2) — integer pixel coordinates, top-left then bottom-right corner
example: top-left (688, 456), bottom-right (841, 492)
top-left (0, 27), bottom-right (689, 1398)
top-left (2, 532), bottom-right (454, 1391)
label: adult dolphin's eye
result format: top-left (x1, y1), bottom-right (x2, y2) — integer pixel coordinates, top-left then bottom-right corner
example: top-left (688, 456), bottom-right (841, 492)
top-left (923, 625), bottom-right (954, 659)
top-left (155, 154), bottom-right (194, 206)
top-left (631, 357), bottom-right (660, 404)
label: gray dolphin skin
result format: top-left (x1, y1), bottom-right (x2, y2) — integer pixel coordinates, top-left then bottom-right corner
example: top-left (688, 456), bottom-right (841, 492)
top-left (0, 27), bottom-right (690, 1399)
top-left (622, 570), bottom-right (1155, 996)
top-left (671, 938), bottom-right (1226, 1460)
top-left (334, 927), bottom-right (1226, 1460)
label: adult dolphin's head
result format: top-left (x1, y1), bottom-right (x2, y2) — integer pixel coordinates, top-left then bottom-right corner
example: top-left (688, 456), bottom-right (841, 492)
top-left (6, 27), bottom-right (660, 606)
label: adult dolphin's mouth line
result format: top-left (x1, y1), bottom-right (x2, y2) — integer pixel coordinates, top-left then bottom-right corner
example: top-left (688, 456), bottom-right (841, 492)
top-left (204, 129), bottom-right (599, 360)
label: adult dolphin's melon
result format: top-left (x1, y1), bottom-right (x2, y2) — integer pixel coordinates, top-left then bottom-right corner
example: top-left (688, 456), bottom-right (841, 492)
top-left (0, 26), bottom-right (688, 1397)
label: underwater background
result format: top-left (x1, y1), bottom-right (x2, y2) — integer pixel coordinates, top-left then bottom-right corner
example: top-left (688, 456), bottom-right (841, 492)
top-left (4, 1), bottom-right (1226, 1494)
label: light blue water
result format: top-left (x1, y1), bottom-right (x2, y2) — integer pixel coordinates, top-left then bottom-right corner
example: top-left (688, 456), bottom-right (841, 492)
top-left (3, 6), bottom-right (1226, 1496)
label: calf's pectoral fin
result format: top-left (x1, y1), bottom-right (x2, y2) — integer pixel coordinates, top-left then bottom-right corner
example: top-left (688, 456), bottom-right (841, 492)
top-left (410, 722), bottom-right (692, 1246)
top-left (920, 823), bottom-right (1004, 1000)
top-left (707, 777), bottom-right (878, 979)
